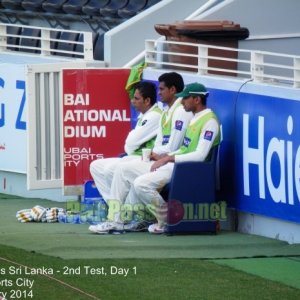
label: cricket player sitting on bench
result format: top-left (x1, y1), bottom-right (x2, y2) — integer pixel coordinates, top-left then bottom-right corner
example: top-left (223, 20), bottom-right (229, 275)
top-left (89, 82), bottom-right (219, 234)
top-left (89, 72), bottom-right (193, 234)
top-left (89, 81), bottom-right (162, 202)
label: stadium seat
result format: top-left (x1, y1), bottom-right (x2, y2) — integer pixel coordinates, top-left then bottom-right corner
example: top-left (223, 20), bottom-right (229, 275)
top-left (6, 26), bottom-right (22, 51)
top-left (82, 0), bottom-right (110, 16)
top-left (62, 0), bottom-right (89, 15)
top-left (165, 146), bottom-right (220, 234)
top-left (55, 31), bottom-right (80, 57)
top-left (22, 0), bottom-right (46, 12)
top-left (73, 33), bottom-right (84, 58)
top-left (117, 0), bottom-right (147, 19)
top-left (42, 0), bottom-right (68, 13)
top-left (1, 0), bottom-right (24, 10)
top-left (100, 0), bottom-right (129, 18)
top-left (47, 30), bottom-right (60, 54)
top-left (93, 32), bottom-right (104, 60)
top-left (141, 0), bottom-right (160, 11)
top-left (19, 28), bottom-right (41, 53)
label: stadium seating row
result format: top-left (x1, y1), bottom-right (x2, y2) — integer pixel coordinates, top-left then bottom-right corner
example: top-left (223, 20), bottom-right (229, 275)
top-left (1, 0), bottom-right (160, 60)
top-left (6, 25), bottom-right (104, 60)
top-left (0, 0), bottom-right (160, 19)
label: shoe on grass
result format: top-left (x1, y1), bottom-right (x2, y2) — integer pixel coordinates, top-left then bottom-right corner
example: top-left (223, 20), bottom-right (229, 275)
top-left (89, 221), bottom-right (124, 234)
top-left (148, 223), bottom-right (166, 234)
top-left (124, 221), bottom-right (149, 232)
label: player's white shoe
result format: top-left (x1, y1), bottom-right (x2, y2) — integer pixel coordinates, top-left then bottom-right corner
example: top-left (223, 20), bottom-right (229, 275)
top-left (148, 223), bottom-right (166, 234)
top-left (89, 222), bottom-right (124, 234)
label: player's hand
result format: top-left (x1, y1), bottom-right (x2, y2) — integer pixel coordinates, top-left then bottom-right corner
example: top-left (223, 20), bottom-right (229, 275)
top-left (150, 155), bottom-right (174, 172)
top-left (150, 152), bottom-right (168, 161)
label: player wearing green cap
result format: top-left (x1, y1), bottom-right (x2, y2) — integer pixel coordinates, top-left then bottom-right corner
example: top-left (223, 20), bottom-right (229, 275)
top-left (89, 73), bottom-right (193, 234)
top-left (89, 82), bottom-right (220, 234)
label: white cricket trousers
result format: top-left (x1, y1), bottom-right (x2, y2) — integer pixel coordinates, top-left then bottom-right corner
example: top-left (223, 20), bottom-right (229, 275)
top-left (108, 159), bottom-right (175, 226)
top-left (89, 156), bottom-right (140, 202)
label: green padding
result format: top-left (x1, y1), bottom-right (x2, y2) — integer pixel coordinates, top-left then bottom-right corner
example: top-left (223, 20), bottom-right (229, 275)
top-left (214, 257), bottom-right (300, 290)
top-left (2, 195), bottom-right (300, 259)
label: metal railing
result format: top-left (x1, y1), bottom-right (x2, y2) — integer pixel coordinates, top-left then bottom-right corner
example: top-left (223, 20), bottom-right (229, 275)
top-left (145, 39), bottom-right (300, 88)
top-left (0, 23), bottom-right (94, 61)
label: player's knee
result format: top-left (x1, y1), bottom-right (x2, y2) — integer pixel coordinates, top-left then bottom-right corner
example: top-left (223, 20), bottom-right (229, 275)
top-left (90, 159), bottom-right (106, 177)
top-left (89, 160), bottom-right (97, 175)
top-left (102, 166), bottom-right (112, 178)
top-left (115, 162), bottom-right (130, 178)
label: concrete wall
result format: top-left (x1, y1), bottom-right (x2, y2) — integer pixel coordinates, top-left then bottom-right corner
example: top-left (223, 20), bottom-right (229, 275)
top-left (105, 0), bottom-right (209, 67)
top-left (197, 0), bottom-right (300, 55)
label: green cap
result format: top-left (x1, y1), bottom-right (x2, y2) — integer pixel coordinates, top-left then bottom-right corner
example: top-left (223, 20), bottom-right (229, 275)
top-left (176, 82), bottom-right (208, 98)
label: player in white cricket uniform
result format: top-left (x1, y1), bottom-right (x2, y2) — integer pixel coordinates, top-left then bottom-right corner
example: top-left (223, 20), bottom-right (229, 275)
top-left (89, 72), bottom-right (193, 234)
top-left (89, 81), bottom-right (161, 202)
top-left (136, 83), bottom-right (220, 233)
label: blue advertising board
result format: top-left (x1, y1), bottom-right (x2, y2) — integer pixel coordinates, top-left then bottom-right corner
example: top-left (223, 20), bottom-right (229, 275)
top-left (235, 93), bottom-right (300, 223)
top-left (143, 68), bottom-right (300, 224)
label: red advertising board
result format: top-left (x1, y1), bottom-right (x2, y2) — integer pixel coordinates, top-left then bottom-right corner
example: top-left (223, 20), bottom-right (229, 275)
top-left (63, 69), bottom-right (131, 195)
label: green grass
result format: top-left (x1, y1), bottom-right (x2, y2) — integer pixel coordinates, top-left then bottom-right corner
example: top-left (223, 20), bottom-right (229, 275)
top-left (1, 193), bottom-right (300, 299)
top-left (1, 244), bottom-right (300, 300)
